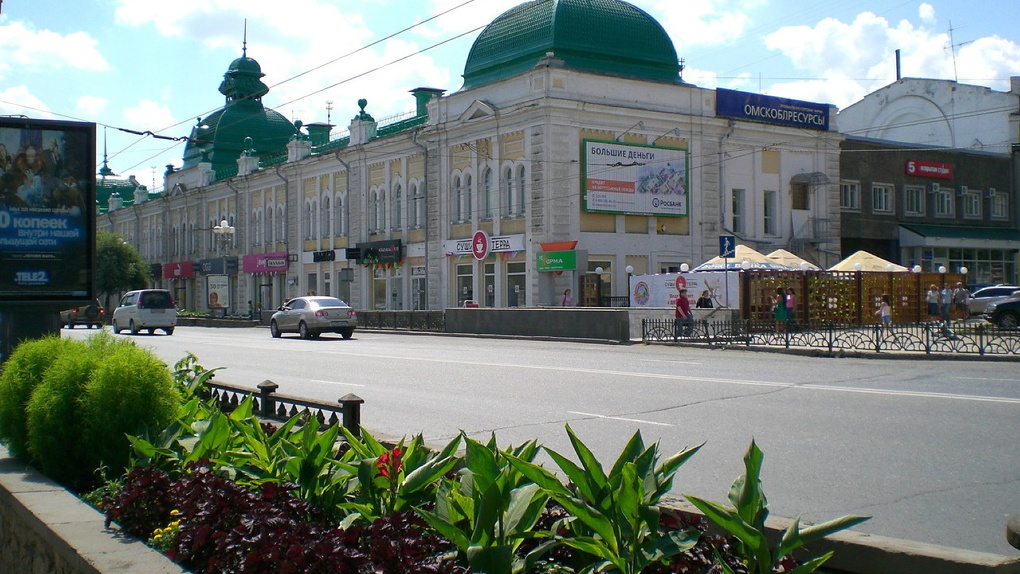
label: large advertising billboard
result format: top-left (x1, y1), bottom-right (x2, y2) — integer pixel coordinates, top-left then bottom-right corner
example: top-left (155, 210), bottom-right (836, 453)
top-left (582, 140), bottom-right (688, 217)
top-left (0, 118), bottom-right (96, 304)
top-left (716, 88), bottom-right (830, 131)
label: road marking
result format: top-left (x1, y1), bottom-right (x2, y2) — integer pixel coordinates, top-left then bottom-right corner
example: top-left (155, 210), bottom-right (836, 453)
top-left (568, 411), bottom-right (674, 426)
top-left (309, 379), bottom-right (366, 387)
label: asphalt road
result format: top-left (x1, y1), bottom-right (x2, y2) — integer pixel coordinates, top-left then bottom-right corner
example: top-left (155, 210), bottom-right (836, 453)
top-left (64, 325), bottom-right (1020, 556)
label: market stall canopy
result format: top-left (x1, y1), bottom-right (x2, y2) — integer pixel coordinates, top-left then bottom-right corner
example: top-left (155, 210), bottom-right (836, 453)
top-left (767, 249), bottom-right (821, 270)
top-left (693, 244), bottom-right (796, 271)
top-left (828, 250), bottom-right (909, 272)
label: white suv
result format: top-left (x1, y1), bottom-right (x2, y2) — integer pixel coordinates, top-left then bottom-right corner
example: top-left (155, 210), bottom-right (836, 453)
top-left (112, 289), bottom-right (177, 335)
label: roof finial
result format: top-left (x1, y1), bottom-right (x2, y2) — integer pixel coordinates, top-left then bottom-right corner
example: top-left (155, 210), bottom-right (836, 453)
top-left (242, 19), bottom-right (247, 57)
top-left (98, 127), bottom-right (115, 177)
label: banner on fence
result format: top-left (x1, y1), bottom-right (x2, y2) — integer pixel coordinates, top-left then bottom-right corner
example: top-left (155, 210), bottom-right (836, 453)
top-left (628, 271), bottom-right (741, 308)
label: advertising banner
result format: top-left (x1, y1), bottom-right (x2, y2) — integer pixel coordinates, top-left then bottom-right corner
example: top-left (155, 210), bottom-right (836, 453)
top-left (207, 274), bottom-right (229, 310)
top-left (0, 118), bottom-right (96, 303)
top-left (443, 233), bottom-right (525, 256)
top-left (536, 250), bottom-right (587, 272)
top-left (582, 140), bottom-right (688, 217)
top-left (716, 88), bottom-right (830, 131)
top-left (243, 252), bottom-right (288, 274)
top-left (628, 271), bottom-right (741, 308)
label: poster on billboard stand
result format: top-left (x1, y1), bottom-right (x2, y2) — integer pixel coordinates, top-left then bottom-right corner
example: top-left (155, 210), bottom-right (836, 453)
top-left (582, 139), bottom-right (688, 217)
top-left (628, 272), bottom-right (741, 309)
top-left (0, 118), bottom-right (96, 305)
top-left (207, 274), bottom-right (230, 315)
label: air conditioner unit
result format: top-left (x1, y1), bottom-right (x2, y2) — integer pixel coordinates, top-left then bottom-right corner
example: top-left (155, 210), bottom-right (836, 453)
top-left (956, 185), bottom-right (968, 197)
top-left (985, 187), bottom-right (997, 199)
top-left (927, 182), bottom-right (940, 194)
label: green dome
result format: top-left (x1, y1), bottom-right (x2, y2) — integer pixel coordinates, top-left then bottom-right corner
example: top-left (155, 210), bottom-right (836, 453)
top-left (463, 0), bottom-right (682, 90)
top-left (182, 50), bottom-right (296, 171)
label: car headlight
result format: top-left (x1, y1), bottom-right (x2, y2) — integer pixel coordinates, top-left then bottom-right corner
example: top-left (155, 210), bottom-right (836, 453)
top-left (986, 302), bottom-right (997, 313)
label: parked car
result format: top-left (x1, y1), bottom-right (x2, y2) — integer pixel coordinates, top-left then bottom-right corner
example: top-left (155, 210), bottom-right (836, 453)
top-left (270, 296), bottom-right (357, 339)
top-left (60, 299), bottom-right (106, 329)
top-left (985, 298), bottom-right (1020, 329)
top-left (968, 285), bottom-right (1020, 315)
top-left (111, 289), bottom-right (177, 335)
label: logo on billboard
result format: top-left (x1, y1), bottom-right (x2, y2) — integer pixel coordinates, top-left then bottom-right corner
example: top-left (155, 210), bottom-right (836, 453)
top-left (472, 230), bottom-right (490, 260)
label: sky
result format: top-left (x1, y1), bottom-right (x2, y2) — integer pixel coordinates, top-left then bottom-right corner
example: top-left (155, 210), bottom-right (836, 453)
top-left (2, 0), bottom-right (1019, 191)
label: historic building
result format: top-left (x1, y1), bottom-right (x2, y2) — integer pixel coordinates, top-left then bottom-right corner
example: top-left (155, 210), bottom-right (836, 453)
top-left (837, 77), bottom-right (1020, 284)
top-left (98, 0), bottom-right (844, 314)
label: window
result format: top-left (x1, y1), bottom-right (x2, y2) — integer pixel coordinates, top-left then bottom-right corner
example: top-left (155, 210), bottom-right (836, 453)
top-left (731, 189), bottom-right (745, 234)
top-left (791, 183), bottom-right (808, 210)
top-left (377, 190), bottom-right (386, 231)
top-left (516, 166), bottom-right (526, 216)
top-left (464, 174), bottom-right (473, 222)
top-left (763, 190), bottom-right (777, 235)
top-left (265, 206), bottom-right (273, 244)
top-left (410, 182), bottom-right (423, 228)
top-left (335, 195), bottom-right (346, 236)
top-left (963, 190), bottom-right (981, 219)
top-left (321, 196), bottom-right (330, 239)
top-left (502, 167), bottom-right (513, 217)
top-left (934, 188), bottom-right (954, 217)
top-left (481, 168), bottom-right (494, 220)
top-left (991, 192), bottom-right (1008, 220)
top-left (452, 176), bottom-right (463, 222)
top-left (904, 186), bottom-right (924, 216)
top-left (872, 184), bottom-right (893, 214)
top-left (305, 203), bottom-right (314, 239)
top-left (392, 184), bottom-right (403, 230)
top-left (840, 181), bottom-right (859, 210)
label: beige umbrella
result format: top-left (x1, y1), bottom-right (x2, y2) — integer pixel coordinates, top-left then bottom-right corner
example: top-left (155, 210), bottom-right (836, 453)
top-left (693, 244), bottom-right (794, 271)
top-left (767, 249), bottom-right (821, 270)
top-left (828, 250), bottom-right (909, 272)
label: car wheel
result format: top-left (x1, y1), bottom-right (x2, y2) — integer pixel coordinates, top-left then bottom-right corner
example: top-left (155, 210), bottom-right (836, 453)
top-left (998, 312), bottom-right (1020, 330)
top-left (67, 321), bottom-right (75, 329)
top-left (147, 328), bottom-right (155, 335)
top-left (130, 320), bottom-right (139, 335)
top-left (164, 327), bottom-right (174, 335)
top-left (270, 320), bottom-right (281, 338)
top-left (299, 321), bottom-right (311, 339)
top-left (340, 328), bottom-right (354, 339)
top-left (112, 320), bottom-right (121, 334)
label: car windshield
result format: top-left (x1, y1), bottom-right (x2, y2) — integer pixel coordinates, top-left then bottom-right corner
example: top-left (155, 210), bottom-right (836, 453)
top-left (310, 297), bottom-right (347, 308)
top-left (141, 292), bottom-right (174, 309)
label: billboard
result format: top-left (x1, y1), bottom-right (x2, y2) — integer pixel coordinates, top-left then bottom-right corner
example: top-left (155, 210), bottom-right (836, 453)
top-left (582, 140), bottom-right (688, 217)
top-left (0, 118), bottom-right (96, 304)
top-left (716, 88), bottom-right (830, 131)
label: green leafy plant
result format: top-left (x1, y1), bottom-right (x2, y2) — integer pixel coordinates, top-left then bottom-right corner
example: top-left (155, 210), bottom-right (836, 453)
top-left (340, 426), bottom-right (461, 524)
top-left (506, 424), bottom-right (703, 574)
top-left (0, 335), bottom-right (75, 459)
top-left (416, 433), bottom-right (550, 574)
top-left (685, 440), bottom-right (870, 574)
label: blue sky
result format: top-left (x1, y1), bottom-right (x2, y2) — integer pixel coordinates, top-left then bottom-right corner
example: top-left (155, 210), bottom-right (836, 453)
top-left (2, 0), bottom-right (1019, 189)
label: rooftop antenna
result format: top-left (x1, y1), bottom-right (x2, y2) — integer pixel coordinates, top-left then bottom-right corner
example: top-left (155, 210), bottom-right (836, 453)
top-left (326, 101), bottom-right (333, 125)
top-left (243, 19), bottom-right (248, 57)
top-left (946, 21), bottom-right (972, 82)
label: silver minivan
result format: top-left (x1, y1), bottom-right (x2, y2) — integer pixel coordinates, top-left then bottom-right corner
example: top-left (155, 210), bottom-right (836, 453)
top-left (112, 289), bottom-right (177, 335)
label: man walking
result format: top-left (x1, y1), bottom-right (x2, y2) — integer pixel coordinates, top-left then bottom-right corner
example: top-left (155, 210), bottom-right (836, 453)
top-left (674, 288), bottom-right (694, 340)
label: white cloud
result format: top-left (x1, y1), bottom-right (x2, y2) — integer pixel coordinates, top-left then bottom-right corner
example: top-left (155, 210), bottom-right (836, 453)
top-left (123, 99), bottom-right (178, 133)
top-left (653, 0), bottom-right (757, 49)
top-left (0, 21), bottom-right (109, 76)
top-left (918, 3), bottom-right (936, 25)
top-left (76, 96), bottom-right (108, 116)
top-left (0, 86), bottom-right (53, 118)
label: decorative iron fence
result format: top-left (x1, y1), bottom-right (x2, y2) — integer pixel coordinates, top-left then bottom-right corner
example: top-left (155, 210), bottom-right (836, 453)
top-left (204, 379), bottom-right (364, 436)
top-left (642, 318), bottom-right (1020, 356)
top-left (356, 310), bottom-right (446, 331)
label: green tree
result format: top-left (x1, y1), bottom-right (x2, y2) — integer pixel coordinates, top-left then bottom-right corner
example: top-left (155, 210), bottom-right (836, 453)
top-left (96, 230), bottom-right (149, 309)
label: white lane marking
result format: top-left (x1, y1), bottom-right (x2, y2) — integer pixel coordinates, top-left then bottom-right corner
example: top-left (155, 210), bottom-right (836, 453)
top-left (568, 411), bottom-right (674, 427)
top-left (309, 379), bottom-right (366, 387)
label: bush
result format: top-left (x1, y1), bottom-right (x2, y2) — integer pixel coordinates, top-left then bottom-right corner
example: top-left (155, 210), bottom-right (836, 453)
top-left (81, 340), bottom-right (180, 478)
top-left (0, 336), bottom-right (75, 459)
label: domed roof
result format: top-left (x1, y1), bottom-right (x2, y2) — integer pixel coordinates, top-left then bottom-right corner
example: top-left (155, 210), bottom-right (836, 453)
top-left (463, 0), bottom-right (682, 90)
top-left (181, 48), bottom-right (297, 171)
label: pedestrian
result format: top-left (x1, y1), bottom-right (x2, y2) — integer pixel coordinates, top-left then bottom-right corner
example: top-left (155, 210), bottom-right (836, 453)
top-left (674, 288), bottom-right (694, 340)
top-left (925, 285), bottom-right (939, 321)
top-left (785, 288), bottom-right (798, 329)
top-left (875, 294), bottom-right (893, 339)
top-left (247, 300), bottom-right (254, 319)
top-left (940, 285), bottom-right (952, 324)
top-left (696, 290), bottom-right (713, 308)
top-left (772, 287), bottom-right (787, 332)
top-left (561, 288), bottom-right (573, 306)
top-left (953, 282), bottom-right (971, 320)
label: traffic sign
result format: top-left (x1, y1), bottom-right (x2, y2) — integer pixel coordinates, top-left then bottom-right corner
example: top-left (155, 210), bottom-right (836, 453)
top-left (719, 235), bottom-right (736, 258)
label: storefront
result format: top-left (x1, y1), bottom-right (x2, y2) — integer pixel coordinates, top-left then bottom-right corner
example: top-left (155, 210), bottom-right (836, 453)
top-left (444, 232), bottom-right (526, 307)
top-left (356, 240), bottom-right (404, 310)
top-left (161, 261), bottom-right (194, 312)
top-left (243, 251), bottom-right (289, 314)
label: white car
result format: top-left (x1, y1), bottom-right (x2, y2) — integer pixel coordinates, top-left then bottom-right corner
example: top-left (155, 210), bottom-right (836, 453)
top-left (968, 285), bottom-right (1020, 315)
top-left (112, 289), bottom-right (178, 335)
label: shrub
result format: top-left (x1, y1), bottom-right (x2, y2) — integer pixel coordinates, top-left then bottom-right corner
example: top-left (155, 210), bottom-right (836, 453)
top-left (81, 340), bottom-right (180, 478)
top-left (0, 335), bottom-right (75, 458)
top-left (25, 341), bottom-right (101, 489)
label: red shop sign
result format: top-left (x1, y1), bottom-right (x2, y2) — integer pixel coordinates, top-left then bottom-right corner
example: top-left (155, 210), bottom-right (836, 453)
top-left (905, 160), bottom-right (953, 179)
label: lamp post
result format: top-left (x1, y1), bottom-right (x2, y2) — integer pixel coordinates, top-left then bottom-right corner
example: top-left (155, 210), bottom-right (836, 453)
top-left (212, 219), bottom-right (235, 250)
top-left (680, 263), bottom-right (690, 272)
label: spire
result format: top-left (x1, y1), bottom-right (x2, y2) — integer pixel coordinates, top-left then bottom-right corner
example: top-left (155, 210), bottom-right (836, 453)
top-left (98, 127), bottom-right (115, 177)
top-left (243, 19), bottom-right (247, 58)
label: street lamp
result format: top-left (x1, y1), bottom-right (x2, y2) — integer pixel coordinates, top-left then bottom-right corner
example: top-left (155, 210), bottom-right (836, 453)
top-left (959, 266), bottom-right (969, 275)
top-left (680, 263), bottom-right (690, 272)
top-left (938, 265), bottom-right (947, 274)
top-left (912, 265), bottom-right (922, 273)
top-left (212, 219), bottom-right (235, 249)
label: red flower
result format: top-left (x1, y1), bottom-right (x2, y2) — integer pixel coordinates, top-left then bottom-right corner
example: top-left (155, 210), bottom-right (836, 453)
top-left (375, 447), bottom-right (403, 479)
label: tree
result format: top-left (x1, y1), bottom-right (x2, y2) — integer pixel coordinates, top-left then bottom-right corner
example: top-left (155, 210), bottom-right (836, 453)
top-left (96, 230), bottom-right (150, 309)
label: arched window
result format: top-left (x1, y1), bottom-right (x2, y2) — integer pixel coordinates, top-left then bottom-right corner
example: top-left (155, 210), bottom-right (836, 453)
top-left (502, 167), bottom-right (513, 217)
top-left (335, 194), bottom-right (345, 236)
top-left (410, 182), bottom-right (421, 228)
top-left (321, 196), bottom-right (331, 239)
top-left (516, 165), bottom-right (527, 216)
top-left (482, 168), bottom-right (493, 219)
top-left (266, 205), bottom-right (274, 244)
top-left (392, 183), bottom-right (403, 230)
top-left (464, 174), bottom-right (473, 222)
top-left (377, 189), bottom-right (386, 231)
top-left (277, 205), bottom-right (285, 244)
top-left (452, 175), bottom-right (463, 222)
top-left (305, 201), bottom-right (314, 240)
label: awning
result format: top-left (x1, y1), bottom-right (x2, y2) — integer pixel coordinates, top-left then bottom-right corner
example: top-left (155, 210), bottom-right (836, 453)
top-left (899, 224), bottom-right (1020, 250)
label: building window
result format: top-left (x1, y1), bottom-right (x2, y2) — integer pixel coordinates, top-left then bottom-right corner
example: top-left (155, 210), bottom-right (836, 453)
top-left (452, 175), bottom-right (463, 222)
top-left (934, 188), bottom-right (954, 217)
top-left (392, 184), bottom-right (403, 230)
top-left (963, 190), bottom-right (981, 219)
top-left (516, 165), bottom-right (526, 216)
top-left (335, 195), bottom-right (346, 236)
top-left (502, 167), bottom-right (513, 217)
top-left (840, 181), bottom-right (859, 211)
top-left (507, 262), bottom-right (526, 307)
top-left (791, 183), bottom-right (808, 210)
top-left (410, 182), bottom-right (423, 228)
top-left (904, 186), bottom-right (924, 216)
top-left (731, 189), bottom-right (745, 234)
top-left (321, 196), bottom-right (330, 239)
top-left (456, 263), bottom-right (473, 306)
top-left (991, 192), bottom-right (1008, 220)
top-left (464, 174), bottom-right (473, 223)
top-left (481, 168), bottom-right (494, 220)
top-left (763, 190), bottom-right (777, 235)
top-left (872, 183), bottom-right (893, 214)
top-left (376, 189), bottom-right (386, 231)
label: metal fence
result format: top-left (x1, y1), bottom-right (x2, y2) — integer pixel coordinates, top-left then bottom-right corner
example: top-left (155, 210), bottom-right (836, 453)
top-left (356, 310), bottom-right (446, 331)
top-left (205, 379), bottom-right (364, 436)
top-left (642, 317), bottom-right (1020, 356)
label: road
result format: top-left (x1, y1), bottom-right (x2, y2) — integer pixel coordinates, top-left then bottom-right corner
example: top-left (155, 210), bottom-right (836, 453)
top-left (64, 325), bottom-right (1020, 556)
